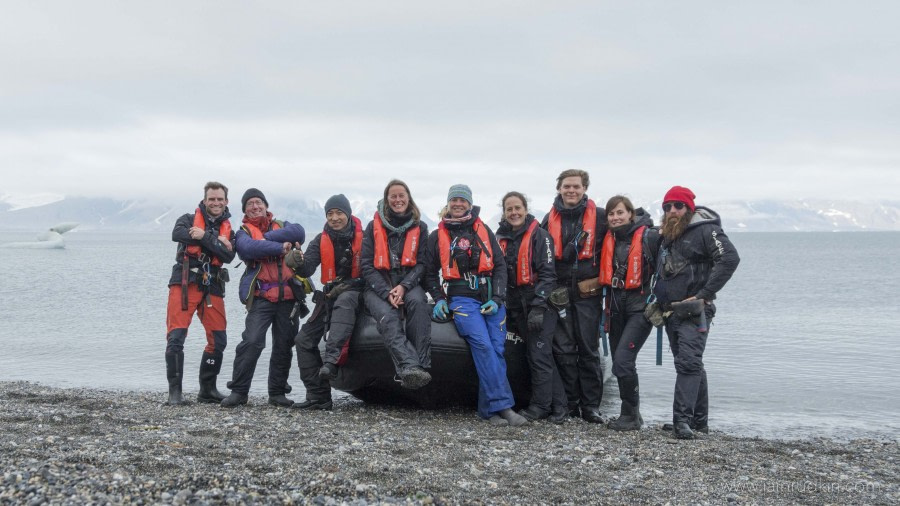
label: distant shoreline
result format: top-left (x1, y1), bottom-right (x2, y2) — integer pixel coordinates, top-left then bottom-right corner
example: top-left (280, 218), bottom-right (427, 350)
top-left (1, 381), bottom-right (896, 504)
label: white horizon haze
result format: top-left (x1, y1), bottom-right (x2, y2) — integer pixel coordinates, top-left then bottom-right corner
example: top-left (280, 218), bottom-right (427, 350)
top-left (2, 1), bottom-right (899, 212)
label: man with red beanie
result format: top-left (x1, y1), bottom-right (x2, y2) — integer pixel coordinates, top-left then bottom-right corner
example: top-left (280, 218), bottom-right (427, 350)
top-left (654, 185), bottom-right (740, 439)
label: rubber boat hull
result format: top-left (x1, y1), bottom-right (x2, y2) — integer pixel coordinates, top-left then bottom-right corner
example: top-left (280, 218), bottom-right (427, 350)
top-left (322, 307), bottom-right (613, 408)
top-left (324, 312), bottom-right (532, 408)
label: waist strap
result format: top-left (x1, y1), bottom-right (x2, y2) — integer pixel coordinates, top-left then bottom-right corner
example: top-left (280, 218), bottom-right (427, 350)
top-left (257, 281), bottom-right (287, 292)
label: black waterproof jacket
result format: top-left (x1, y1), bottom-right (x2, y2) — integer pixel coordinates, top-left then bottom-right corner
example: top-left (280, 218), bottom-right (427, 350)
top-left (294, 221), bottom-right (366, 289)
top-left (540, 195), bottom-right (608, 285)
top-left (360, 207), bottom-right (429, 299)
top-left (495, 214), bottom-right (556, 310)
top-left (606, 208), bottom-right (661, 316)
top-left (423, 206), bottom-right (507, 305)
top-left (168, 202), bottom-right (236, 297)
top-left (653, 206), bottom-right (740, 306)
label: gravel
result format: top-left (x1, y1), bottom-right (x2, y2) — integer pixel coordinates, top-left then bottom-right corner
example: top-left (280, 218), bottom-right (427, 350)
top-left (1, 381), bottom-right (897, 505)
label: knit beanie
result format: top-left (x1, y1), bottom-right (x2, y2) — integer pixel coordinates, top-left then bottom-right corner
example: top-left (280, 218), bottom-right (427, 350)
top-left (447, 184), bottom-right (473, 204)
top-left (324, 194), bottom-right (353, 217)
top-left (663, 186), bottom-right (696, 212)
top-left (241, 188), bottom-right (268, 212)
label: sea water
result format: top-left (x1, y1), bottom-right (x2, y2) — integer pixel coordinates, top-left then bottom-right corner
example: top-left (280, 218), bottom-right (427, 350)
top-left (1, 229), bottom-right (898, 440)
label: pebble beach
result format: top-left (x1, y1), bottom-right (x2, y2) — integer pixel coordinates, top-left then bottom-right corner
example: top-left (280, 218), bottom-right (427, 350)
top-left (1, 381), bottom-right (896, 505)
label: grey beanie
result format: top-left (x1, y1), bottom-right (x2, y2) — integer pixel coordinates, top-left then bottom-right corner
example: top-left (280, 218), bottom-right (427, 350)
top-left (447, 184), bottom-right (473, 204)
top-left (324, 194), bottom-right (353, 217)
top-left (241, 188), bottom-right (268, 212)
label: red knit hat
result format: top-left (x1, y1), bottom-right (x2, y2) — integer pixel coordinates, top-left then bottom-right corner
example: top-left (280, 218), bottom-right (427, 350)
top-left (663, 186), bottom-right (696, 211)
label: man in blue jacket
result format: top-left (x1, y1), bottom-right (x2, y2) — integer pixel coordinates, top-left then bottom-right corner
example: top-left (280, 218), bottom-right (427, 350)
top-left (221, 188), bottom-right (306, 408)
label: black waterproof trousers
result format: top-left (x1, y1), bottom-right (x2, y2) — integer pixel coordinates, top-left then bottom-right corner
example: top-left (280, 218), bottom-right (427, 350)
top-left (608, 308), bottom-right (652, 410)
top-left (508, 305), bottom-right (566, 413)
top-left (665, 305), bottom-right (714, 427)
top-left (551, 289), bottom-right (604, 411)
top-left (294, 289), bottom-right (361, 401)
top-left (226, 298), bottom-right (297, 396)
top-left (364, 286), bottom-right (431, 374)
top-left (608, 309), bottom-right (652, 378)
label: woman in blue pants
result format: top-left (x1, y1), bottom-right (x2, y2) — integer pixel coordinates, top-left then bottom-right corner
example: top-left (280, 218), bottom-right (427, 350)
top-left (423, 184), bottom-right (527, 426)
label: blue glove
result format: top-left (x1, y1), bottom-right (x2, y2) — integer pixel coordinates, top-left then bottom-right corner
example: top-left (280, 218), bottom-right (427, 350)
top-left (433, 300), bottom-right (449, 319)
top-left (480, 300), bottom-right (499, 316)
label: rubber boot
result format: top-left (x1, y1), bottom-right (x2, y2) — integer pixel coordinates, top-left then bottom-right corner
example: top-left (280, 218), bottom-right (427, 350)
top-left (221, 391), bottom-right (248, 407)
top-left (581, 407), bottom-right (607, 424)
top-left (165, 351), bottom-right (188, 405)
top-left (268, 394), bottom-right (295, 408)
top-left (294, 398), bottom-right (333, 410)
top-left (674, 422), bottom-right (695, 440)
top-left (693, 369), bottom-right (708, 433)
top-left (400, 367), bottom-right (432, 390)
top-left (518, 405), bottom-right (551, 421)
top-left (197, 351), bottom-right (226, 403)
top-left (548, 406), bottom-right (568, 424)
top-left (498, 408), bottom-right (529, 427)
top-left (609, 375), bottom-right (643, 431)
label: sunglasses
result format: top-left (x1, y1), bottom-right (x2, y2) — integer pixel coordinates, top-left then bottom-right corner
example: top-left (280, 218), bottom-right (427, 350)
top-left (662, 202), bottom-right (687, 212)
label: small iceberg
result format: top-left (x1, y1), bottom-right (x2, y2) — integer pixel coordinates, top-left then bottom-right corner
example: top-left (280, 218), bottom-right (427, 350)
top-left (1, 222), bottom-right (79, 249)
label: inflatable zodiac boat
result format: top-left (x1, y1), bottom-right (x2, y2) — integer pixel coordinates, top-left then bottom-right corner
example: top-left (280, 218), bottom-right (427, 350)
top-left (323, 310), bottom-right (612, 408)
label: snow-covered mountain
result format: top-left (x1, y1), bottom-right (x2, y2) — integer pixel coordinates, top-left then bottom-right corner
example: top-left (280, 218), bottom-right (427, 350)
top-left (0, 196), bottom-right (897, 232)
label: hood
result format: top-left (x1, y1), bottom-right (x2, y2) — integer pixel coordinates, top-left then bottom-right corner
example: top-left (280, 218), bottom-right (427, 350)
top-left (687, 206), bottom-right (722, 229)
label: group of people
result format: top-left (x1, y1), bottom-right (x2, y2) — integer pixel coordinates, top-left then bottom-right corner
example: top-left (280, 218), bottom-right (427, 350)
top-left (164, 170), bottom-right (740, 439)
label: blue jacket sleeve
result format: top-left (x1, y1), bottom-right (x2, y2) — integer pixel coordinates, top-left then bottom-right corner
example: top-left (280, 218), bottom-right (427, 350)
top-left (235, 228), bottom-right (286, 262)
top-left (263, 221), bottom-right (305, 245)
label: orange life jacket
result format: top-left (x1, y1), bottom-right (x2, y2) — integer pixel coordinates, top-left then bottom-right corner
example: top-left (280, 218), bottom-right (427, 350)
top-left (498, 220), bottom-right (538, 286)
top-left (372, 213), bottom-right (420, 270)
top-left (320, 216), bottom-right (363, 283)
top-left (185, 208), bottom-right (232, 266)
top-left (438, 218), bottom-right (494, 280)
top-left (598, 226), bottom-right (646, 289)
top-left (546, 199), bottom-right (597, 260)
top-left (241, 220), bottom-right (295, 302)
top-left (241, 220), bottom-right (280, 241)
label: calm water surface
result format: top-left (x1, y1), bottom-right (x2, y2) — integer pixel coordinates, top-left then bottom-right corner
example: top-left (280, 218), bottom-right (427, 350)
top-left (1, 229), bottom-right (898, 440)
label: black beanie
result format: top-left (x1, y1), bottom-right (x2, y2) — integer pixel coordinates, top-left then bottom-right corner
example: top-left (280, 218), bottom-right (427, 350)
top-left (324, 194), bottom-right (352, 218)
top-left (241, 188), bottom-right (268, 212)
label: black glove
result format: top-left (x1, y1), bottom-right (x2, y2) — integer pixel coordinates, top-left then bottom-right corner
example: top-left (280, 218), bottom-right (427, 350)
top-left (285, 249), bottom-right (304, 270)
top-left (326, 282), bottom-right (351, 300)
top-left (527, 306), bottom-right (545, 333)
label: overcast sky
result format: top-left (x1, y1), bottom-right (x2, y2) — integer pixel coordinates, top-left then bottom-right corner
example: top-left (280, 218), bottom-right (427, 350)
top-left (2, 1), bottom-right (898, 214)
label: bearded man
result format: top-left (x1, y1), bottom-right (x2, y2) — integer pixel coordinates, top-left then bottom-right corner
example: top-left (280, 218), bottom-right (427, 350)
top-left (654, 186), bottom-right (740, 440)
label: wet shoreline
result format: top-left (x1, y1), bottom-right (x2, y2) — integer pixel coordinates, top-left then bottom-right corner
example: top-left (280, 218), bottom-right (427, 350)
top-left (1, 381), bottom-right (897, 504)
